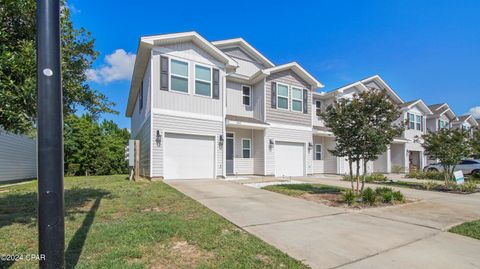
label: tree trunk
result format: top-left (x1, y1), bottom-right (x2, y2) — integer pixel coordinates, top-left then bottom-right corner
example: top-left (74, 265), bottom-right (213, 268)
top-left (349, 159), bottom-right (354, 191)
top-left (361, 160), bottom-right (367, 192)
top-left (443, 165), bottom-right (450, 186)
top-left (355, 160), bottom-right (360, 193)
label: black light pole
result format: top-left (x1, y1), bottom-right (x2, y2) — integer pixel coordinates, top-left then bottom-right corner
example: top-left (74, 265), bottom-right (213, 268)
top-left (37, 0), bottom-right (65, 268)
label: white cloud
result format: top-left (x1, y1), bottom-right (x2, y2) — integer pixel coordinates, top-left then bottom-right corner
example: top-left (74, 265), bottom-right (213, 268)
top-left (87, 49), bottom-right (136, 84)
top-left (467, 106), bottom-right (480, 119)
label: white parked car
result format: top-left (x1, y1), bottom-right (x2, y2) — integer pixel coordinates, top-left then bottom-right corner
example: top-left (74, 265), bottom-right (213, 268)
top-left (424, 159), bottom-right (480, 176)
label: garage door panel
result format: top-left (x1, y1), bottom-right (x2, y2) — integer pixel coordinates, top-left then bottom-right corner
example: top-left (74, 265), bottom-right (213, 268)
top-left (164, 133), bottom-right (215, 179)
top-left (275, 142), bottom-right (305, 177)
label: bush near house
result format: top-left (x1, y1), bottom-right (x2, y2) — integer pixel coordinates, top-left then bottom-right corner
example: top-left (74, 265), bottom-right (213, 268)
top-left (342, 172), bottom-right (387, 183)
top-left (406, 170), bottom-right (444, 180)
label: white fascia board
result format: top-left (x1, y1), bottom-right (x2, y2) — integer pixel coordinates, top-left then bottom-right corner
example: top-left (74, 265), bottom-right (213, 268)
top-left (212, 38), bottom-right (275, 68)
top-left (407, 99), bottom-right (433, 115)
top-left (126, 40), bottom-right (152, 117)
top-left (263, 62), bottom-right (324, 89)
top-left (361, 75), bottom-right (404, 104)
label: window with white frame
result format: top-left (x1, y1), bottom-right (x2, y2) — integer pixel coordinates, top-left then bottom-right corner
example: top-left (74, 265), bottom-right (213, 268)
top-left (291, 87), bottom-right (303, 112)
top-left (170, 59), bottom-right (189, 93)
top-left (439, 119), bottom-right (448, 129)
top-left (315, 144), bottom-right (322, 160)
top-left (242, 85), bottom-right (251, 106)
top-left (195, 64), bottom-right (212, 96)
top-left (408, 113), bottom-right (422, 131)
top-left (277, 83), bottom-right (289, 109)
top-left (315, 100), bottom-right (322, 116)
top-left (242, 139), bottom-right (251, 158)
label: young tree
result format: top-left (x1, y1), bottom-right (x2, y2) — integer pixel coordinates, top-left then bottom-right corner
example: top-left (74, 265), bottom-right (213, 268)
top-left (0, 0), bottom-right (115, 134)
top-left (321, 98), bottom-right (363, 192)
top-left (422, 129), bottom-right (471, 185)
top-left (356, 90), bottom-right (403, 191)
top-left (471, 128), bottom-right (480, 157)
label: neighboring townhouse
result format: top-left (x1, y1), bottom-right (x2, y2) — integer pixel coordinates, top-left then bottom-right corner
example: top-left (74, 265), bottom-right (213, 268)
top-left (0, 129), bottom-right (37, 182)
top-left (426, 103), bottom-right (457, 132)
top-left (126, 31), bottom-right (323, 179)
top-left (452, 114), bottom-right (479, 137)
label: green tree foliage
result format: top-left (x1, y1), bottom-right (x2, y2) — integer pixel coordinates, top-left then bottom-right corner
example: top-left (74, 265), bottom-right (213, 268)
top-left (64, 114), bottom-right (129, 176)
top-left (0, 0), bottom-right (115, 134)
top-left (422, 128), bottom-right (471, 185)
top-left (471, 128), bottom-right (480, 157)
top-left (321, 89), bottom-right (402, 192)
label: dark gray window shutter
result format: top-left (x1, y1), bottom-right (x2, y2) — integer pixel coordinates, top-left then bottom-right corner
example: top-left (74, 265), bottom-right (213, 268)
top-left (160, 56), bottom-right (169, 91)
top-left (212, 68), bottom-right (220, 99)
top-left (271, 82), bottom-right (277, 108)
top-left (303, 89), bottom-right (308, 114)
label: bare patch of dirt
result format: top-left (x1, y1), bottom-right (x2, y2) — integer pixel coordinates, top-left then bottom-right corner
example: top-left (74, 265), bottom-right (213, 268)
top-left (147, 238), bottom-right (214, 269)
top-left (141, 207), bottom-right (168, 213)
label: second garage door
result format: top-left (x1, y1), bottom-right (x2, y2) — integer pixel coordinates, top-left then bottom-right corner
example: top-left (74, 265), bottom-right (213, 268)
top-left (164, 133), bottom-right (215, 180)
top-left (275, 141), bottom-right (305, 177)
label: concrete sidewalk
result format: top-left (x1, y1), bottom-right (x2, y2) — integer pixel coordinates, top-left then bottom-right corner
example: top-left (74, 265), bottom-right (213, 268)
top-left (166, 178), bottom-right (480, 269)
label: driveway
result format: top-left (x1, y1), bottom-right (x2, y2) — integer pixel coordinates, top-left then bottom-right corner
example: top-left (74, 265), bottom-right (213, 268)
top-left (166, 178), bottom-right (480, 269)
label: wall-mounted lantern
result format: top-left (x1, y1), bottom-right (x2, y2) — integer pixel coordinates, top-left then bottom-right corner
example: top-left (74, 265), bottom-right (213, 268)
top-left (308, 142), bottom-right (313, 152)
top-left (219, 135), bottom-right (224, 146)
top-left (156, 130), bottom-right (162, 146)
top-left (269, 139), bottom-right (275, 149)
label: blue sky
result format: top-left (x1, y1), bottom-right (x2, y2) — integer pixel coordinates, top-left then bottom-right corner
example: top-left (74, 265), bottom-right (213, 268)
top-left (70, 0), bottom-right (480, 129)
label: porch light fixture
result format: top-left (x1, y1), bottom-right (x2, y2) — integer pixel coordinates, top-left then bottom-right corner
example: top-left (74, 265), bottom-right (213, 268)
top-left (269, 139), bottom-right (274, 149)
top-left (219, 135), bottom-right (224, 146)
top-left (156, 130), bottom-right (162, 146)
top-left (308, 142), bottom-right (313, 151)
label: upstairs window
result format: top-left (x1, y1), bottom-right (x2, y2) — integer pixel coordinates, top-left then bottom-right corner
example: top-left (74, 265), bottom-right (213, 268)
top-left (277, 83), bottom-right (289, 109)
top-left (291, 87), bottom-right (303, 112)
top-left (195, 64), bottom-right (212, 97)
top-left (315, 100), bottom-right (322, 116)
top-left (242, 139), bottom-right (251, 158)
top-left (408, 113), bottom-right (423, 131)
top-left (439, 120), bottom-right (448, 129)
top-left (408, 113), bottom-right (415, 129)
top-left (315, 144), bottom-right (322, 160)
top-left (416, 115), bottom-right (422, 131)
top-left (242, 85), bottom-right (251, 106)
top-left (170, 59), bottom-right (189, 93)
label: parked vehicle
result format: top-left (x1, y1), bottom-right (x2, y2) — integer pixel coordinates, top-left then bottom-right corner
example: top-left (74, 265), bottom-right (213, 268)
top-left (424, 160), bottom-right (480, 176)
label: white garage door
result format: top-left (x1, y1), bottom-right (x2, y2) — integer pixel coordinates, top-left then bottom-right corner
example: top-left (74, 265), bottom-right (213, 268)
top-left (164, 133), bottom-right (215, 179)
top-left (275, 141), bottom-right (305, 177)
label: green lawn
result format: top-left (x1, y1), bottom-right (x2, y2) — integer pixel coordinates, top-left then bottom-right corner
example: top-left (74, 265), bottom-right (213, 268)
top-left (262, 183), bottom-right (345, 197)
top-left (0, 175), bottom-right (308, 269)
top-left (449, 220), bottom-right (480, 240)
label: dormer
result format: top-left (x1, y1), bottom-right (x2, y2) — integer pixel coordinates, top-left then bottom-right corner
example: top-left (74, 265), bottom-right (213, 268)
top-left (400, 99), bottom-right (433, 139)
top-left (427, 103), bottom-right (457, 132)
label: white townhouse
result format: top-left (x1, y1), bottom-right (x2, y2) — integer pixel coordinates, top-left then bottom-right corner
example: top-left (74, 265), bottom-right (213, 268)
top-left (126, 31), bottom-right (468, 180)
top-left (452, 114), bottom-right (479, 137)
top-left (427, 103), bottom-right (457, 132)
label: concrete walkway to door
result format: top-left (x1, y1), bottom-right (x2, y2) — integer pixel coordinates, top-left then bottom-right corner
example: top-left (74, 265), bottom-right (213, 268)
top-left (166, 178), bottom-right (480, 269)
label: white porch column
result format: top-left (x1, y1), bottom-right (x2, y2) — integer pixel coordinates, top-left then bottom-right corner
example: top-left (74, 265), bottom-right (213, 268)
top-left (386, 146), bottom-right (392, 173)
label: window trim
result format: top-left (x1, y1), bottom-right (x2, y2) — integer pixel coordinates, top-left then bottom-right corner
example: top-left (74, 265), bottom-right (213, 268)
top-left (276, 82), bottom-right (289, 110)
top-left (194, 63), bottom-right (213, 98)
top-left (242, 85), bottom-right (251, 106)
top-left (291, 86), bottom-right (303, 112)
top-left (241, 138), bottom-right (252, 159)
top-left (169, 57), bottom-right (190, 94)
top-left (408, 112), bottom-right (423, 131)
top-left (315, 144), bottom-right (322, 160)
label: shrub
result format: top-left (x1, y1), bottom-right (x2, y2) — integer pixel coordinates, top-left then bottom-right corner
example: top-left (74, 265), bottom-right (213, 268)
top-left (407, 170), bottom-right (444, 180)
top-left (364, 172), bottom-right (387, 182)
top-left (382, 192), bottom-right (394, 203)
top-left (392, 191), bottom-right (405, 202)
top-left (375, 186), bottom-right (393, 195)
top-left (422, 181), bottom-right (439, 191)
top-left (456, 181), bottom-right (477, 193)
top-left (362, 187), bottom-right (377, 205)
top-left (392, 165), bottom-right (405, 173)
top-left (342, 189), bottom-right (356, 205)
top-left (66, 163), bottom-right (80, 176)
top-left (342, 175), bottom-right (352, 181)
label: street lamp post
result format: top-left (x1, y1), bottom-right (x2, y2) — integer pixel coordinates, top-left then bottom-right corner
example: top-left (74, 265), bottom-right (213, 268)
top-left (36, 0), bottom-right (65, 268)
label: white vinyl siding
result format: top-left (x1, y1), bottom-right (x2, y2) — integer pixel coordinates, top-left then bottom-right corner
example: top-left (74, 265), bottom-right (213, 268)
top-left (194, 64), bottom-right (212, 97)
top-left (170, 59), bottom-right (189, 93)
top-left (135, 116), bottom-right (151, 178)
top-left (242, 138), bottom-right (251, 158)
top-left (291, 87), bottom-right (303, 112)
top-left (277, 83), bottom-right (289, 109)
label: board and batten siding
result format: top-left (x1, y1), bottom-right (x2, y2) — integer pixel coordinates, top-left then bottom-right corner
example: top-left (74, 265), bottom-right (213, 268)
top-left (150, 42), bottom-right (225, 117)
top-left (0, 132), bottom-right (36, 182)
top-left (151, 113), bottom-right (223, 178)
top-left (226, 81), bottom-right (254, 117)
top-left (264, 127), bottom-right (313, 176)
top-left (134, 116), bottom-right (151, 178)
top-left (265, 70), bottom-right (312, 126)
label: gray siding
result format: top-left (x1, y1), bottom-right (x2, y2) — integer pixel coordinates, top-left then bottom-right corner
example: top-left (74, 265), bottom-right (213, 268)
top-left (253, 80), bottom-right (265, 121)
top-left (222, 47), bottom-right (265, 77)
top-left (265, 70), bottom-right (312, 126)
top-left (264, 127), bottom-right (313, 175)
top-left (0, 132), bottom-right (36, 181)
top-left (151, 42), bottom-right (225, 117)
top-left (131, 58), bottom-right (151, 137)
top-left (226, 81), bottom-right (254, 117)
top-left (151, 113), bottom-right (223, 178)
top-left (135, 117), bottom-right (151, 178)
top-left (226, 128), bottom-right (264, 175)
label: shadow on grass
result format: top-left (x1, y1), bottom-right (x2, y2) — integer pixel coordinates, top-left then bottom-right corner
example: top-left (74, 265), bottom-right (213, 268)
top-left (276, 184), bottom-right (344, 194)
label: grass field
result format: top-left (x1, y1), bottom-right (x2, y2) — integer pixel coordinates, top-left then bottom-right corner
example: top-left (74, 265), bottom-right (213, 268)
top-left (450, 220), bottom-right (480, 240)
top-left (0, 175), bottom-right (307, 269)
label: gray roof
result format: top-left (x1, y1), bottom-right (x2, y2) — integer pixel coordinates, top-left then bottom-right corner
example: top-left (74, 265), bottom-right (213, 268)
top-left (457, 115), bottom-right (471, 122)
top-left (400, 99), bottom-right (420, 108)
top-left (225, 115), bottom-right (268, 125)
top-left (428, 103), bottom-right (445, 111)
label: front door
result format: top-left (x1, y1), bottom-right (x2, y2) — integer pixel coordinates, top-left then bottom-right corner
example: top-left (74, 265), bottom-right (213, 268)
top-left (226, 133), bottom-right (234, 175)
